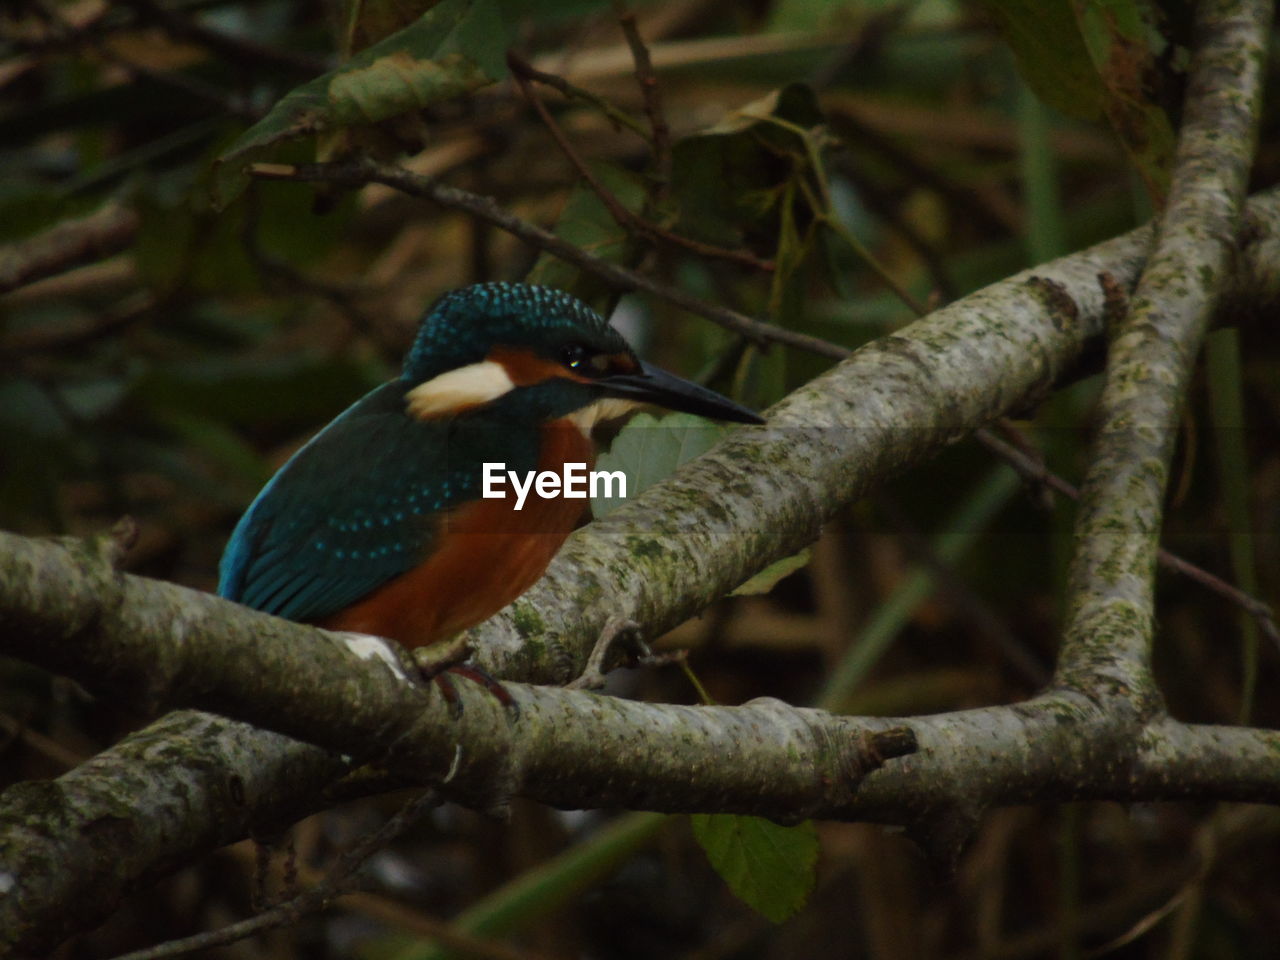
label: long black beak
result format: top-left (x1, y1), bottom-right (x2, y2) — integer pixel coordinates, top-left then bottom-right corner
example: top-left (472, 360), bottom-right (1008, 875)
top-left (599, 360), bottom-right (765, 424)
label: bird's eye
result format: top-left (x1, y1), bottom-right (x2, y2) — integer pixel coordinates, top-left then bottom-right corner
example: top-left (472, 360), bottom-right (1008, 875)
top-left (559, 344), bottom-right (592, 372)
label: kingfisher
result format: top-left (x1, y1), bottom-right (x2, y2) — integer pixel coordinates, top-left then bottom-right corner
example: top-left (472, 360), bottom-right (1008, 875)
top-left (218, 282), bottom-right (763, 659)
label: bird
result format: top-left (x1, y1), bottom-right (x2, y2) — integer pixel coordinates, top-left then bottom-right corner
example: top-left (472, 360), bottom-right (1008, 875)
top-left (218, 282), bottom-right (764, 657)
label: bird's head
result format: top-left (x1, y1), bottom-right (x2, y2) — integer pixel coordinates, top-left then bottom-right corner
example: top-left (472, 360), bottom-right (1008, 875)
top-left (401, 283), bottom-right (764, 428)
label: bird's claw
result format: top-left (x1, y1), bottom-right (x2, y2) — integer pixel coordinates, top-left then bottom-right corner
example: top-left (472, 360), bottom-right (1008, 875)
top-left (419, 650), bottom-right (519, 721)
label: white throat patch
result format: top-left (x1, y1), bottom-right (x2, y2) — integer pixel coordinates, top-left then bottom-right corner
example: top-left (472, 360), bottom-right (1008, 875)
top-left (405, 361), bottom-right (516, 419)
top-left (567, 397), bottom-right (641, 437)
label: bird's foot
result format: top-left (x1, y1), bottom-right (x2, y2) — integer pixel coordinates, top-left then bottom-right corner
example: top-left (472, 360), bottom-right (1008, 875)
top-left (435, 663), bottom-right (518, 715)
top-left (413, 638), bottom-right (518, 719)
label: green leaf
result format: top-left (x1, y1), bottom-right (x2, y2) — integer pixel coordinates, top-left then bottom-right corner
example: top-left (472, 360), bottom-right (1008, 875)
top-left (978, 0), bottom-right (1179, 203)
top-left (731, 548), bottom-right (812, 596)
top-left (670, 83), bottom-right (827, 244)
top-left (340, 0), bottom-right (443, 57)
top-left (690, 814), bottom-right (818, 923)
top-left (592, 412), bottom-right (728, 518)
top-left (1070, 0), bottom-right (1178, 203)
top-left (975, 1), bottom-right (1106, 121)
top-left (213, 0), bottom-right (506, 207)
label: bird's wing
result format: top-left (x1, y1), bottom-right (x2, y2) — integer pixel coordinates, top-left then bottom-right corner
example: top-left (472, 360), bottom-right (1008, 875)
top-left (217, 384), bottom-right (490, 623)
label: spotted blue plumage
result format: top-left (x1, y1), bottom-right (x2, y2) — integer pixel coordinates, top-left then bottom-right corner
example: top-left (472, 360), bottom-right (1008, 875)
top-left (218, 283), bottom-right (625, 622)
top-left (403, 282), bottom-right (626, 383)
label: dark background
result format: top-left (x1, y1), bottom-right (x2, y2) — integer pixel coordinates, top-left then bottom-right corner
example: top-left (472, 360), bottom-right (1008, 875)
top-left (2, 1), bottom-right (1279, 957)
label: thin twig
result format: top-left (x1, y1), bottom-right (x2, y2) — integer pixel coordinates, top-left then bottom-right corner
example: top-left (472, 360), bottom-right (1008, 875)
top-left (613, 0), bottom-right (673, 202)
top-left (514, 57), bottom-right (650, 138)
top-left (251, 160), bottom-right (811, 349)
top-left (507, 53), bottom-right (773, 272)
top-left (508, 57), bottom-right (640, 234)
top-left (108, 790), bottom-right (441, 960)
top-left (974, 427), bottom-right (1280, 652)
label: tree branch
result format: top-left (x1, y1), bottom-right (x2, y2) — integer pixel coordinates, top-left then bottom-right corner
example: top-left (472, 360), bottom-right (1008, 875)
top-left (469, 188), bottom-right (1280, 683)
top-left (0, 530), bottom-right (918, 819)
top-left (4, 186), bottom-right (1280, 954)
top-left (4, 530), bottom-right (1279, 898)
top-left (1053, 0), bottom-right (1272, 698)
top-left (0, 709), bottom-right (343, 952)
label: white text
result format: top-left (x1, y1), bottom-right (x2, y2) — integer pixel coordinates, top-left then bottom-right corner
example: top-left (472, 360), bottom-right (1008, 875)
top-left (482, 462), bottom-right (627, 510)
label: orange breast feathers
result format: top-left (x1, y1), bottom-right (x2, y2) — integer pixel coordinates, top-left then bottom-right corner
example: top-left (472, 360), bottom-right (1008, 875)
top-left (318, 418), bottom-right (594, 648)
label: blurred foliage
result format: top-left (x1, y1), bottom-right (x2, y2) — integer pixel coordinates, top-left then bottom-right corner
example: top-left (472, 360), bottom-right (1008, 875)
top-left (2, 0), bottom-right (1279, 957)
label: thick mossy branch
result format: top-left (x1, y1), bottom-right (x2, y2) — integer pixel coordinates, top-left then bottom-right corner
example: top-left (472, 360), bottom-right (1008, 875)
top-left (477, 186), bottom-right (1280, 684)
top-left (0, 533), bottom-right (917, 817)
top-left (0, 711), bottom-right (342, 954)
top-left (5, 529), bottom-right (1280, 955)
top-left (4, 532), bottom-right (1279, 824)
top-left (4, 187), bottom-right (1280, 954)
top-left (1054, 0), bottom-right (1272, 699)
